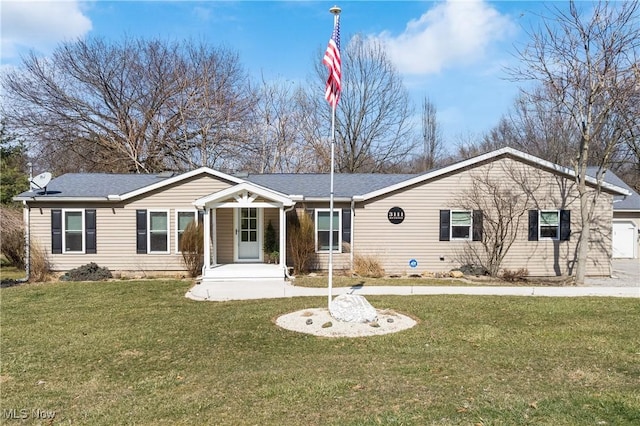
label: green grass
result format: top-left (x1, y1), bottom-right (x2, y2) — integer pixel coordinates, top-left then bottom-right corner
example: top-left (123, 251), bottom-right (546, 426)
top-left (1, 280), bottom-right (639, 425)
top-left (292, 274), bottom-right (549, 287)
top-left (294, 275), bottom-right (471, 287)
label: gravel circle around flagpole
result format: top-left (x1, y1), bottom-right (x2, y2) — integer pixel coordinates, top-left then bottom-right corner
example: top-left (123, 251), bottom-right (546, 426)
top-left (275, 308), bottom-right (418, 338)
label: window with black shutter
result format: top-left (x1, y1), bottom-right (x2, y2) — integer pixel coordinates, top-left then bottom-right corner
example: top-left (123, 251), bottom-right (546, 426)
top-left (440, 210), bottom-right (479, 241)
top-left (51, 210), bottom-right (62, 254)
top-left (341, 208), bottom-right (351, 249)
top-left (439, 210), bottom-right (450, 241)
top-left (528, 209), bottom-right (570, 241)
top-left (136, 210), bottom-right (147, 254)
top-left (85, 209), bottom-right (96, 254)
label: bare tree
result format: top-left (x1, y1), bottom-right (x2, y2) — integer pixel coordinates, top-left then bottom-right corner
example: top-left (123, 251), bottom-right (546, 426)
top-left (419, 96), bottom-right (445, 171)
top-left (1, 37), bottom-right (254, 173)
top-left (456, 163), bottom-right (538, 277)
top-left (484, 88), bottom-right (579, 164)
top-left (509, 0), bottom-right (640, 284)
top-left (304, 34), bottom-right (417, 173)
top-left (239, 78), bottom-right (317, 173)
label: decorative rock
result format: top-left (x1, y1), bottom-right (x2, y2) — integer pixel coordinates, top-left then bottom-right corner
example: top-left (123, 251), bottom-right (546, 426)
top-left (387, 318), bottom-right (394, 323)
top-left (450, 270), bottom-right (464, 278)
top-left (369, 322), bottom-right (380, 328)
top-left (306, 319), bottom-right (313, 325)
top-left (321, 321), bottom-right (333, 328)
top-left (329, 294), bottom-right (378, 323)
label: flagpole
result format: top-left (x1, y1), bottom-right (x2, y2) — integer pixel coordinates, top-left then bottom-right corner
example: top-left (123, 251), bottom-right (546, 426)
top-left (327, 5), bottom-right (341, 309)
top-left (328, 101), bottom-right (336, 308)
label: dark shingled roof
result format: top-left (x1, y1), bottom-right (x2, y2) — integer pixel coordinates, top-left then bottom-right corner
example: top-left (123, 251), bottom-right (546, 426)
top-left (16, 173), bottom-right (169, 198)
top-left (245, 173), bottom-right (418, 198)
top-left (16, 171), bottom-right (419, 200)
top-left (18, 165), bottom-right (635, 207)
top-left (587, 167), bottom-right (640, 211)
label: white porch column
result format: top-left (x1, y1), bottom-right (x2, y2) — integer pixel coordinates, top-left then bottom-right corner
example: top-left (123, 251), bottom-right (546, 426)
top-left (203, 208), bottom-right (211, 271)
top-left (279, 206), bottom-right (286, 269)
top-left (211, 207), bottom-right (217, 265)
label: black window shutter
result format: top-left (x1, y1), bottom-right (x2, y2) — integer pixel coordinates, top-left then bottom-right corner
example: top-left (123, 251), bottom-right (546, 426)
top-left (341, 209), bottom-right (351, 244)
top-left (439, 210), bottom-right (450, 241)
top-left (559, 210), bottom-right (571, 241)
top-left (85, 209), bottom-right (97, 254)
top-left (472, 210), bottom-right (483, 241)
top-left (528, 210), bottom-right (539, 241)
top-left (51, 209), bottom-right (62, 254)
top-left (136, 210), bottom-right (147, 254)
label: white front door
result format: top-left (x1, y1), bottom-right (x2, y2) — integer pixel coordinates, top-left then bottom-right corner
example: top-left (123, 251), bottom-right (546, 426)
top-left (236, 208), bottom-right (262, 261)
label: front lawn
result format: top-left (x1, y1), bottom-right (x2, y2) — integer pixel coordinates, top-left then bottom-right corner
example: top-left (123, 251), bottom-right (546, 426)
top-left (294, 274), bottom-right (470, 287)
top-left (1, 280), bottom-right (639, 425)
top-left (292, 274), bottom-right (566, 287)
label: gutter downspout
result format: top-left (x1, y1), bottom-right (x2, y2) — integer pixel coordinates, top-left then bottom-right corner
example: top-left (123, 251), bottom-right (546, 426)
top-left (350, 198), bottom-right (355, 272)
top-left (22, 201), bottom-right (30, 282)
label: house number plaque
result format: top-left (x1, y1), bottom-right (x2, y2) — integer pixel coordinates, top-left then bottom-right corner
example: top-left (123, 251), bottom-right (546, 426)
top-left (387, 207), bottom-right (405, 224)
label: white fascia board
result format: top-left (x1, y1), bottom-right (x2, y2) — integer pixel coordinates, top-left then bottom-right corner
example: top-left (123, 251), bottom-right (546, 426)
top-left (193, 181), bottom-right (294, 208)
top-left (510, 150), bottom-right (630, 195)
top-left (301, 197), bottom-right (353, 203)
top-left (210, 201), bottom-right (283, 209)
top-left (359, 147), bottom-right (630, 200)
top-left (118, 167), bottom-right (245, 201)
top-left (15, 196), bottom-right (111, 202)
top-left (358, 148), bottom-right (514, 200)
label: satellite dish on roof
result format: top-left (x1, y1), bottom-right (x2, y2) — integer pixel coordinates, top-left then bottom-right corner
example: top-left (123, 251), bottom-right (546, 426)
top-left (31, 172), bottom-right (52, 191)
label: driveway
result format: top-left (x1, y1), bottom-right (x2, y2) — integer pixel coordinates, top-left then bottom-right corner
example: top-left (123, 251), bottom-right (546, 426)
top-left (585, 259), bottom-right (639, 287)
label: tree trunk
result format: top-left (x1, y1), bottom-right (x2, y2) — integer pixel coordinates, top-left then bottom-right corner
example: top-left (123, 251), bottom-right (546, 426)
top-left (574, 136), bottom-right (590, 285)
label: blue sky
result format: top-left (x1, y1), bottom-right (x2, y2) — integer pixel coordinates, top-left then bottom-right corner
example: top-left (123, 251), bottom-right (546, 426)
top-left (1, 0), bottom-right (549, 146)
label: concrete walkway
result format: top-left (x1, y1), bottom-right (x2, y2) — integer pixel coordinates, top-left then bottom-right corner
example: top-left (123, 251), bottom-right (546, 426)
top-left (186, 259), bottom-right (639, 301)
top-left (186, 280), bottom-right (639, 301)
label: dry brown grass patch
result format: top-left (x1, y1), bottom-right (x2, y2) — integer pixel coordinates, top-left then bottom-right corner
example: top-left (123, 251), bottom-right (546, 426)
top-left (352, 254), bottom-right (385, 278)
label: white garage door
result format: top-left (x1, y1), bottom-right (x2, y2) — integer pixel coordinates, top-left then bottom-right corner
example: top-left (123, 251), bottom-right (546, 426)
top-left (612, 221), bottom-right (637, 258)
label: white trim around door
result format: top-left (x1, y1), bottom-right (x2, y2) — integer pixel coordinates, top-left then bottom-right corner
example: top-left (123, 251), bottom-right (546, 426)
top-left (234, 207), bottom-right (263, 262)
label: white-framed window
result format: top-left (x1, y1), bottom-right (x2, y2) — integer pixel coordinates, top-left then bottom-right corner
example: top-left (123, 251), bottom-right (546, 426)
top-left (63, 209), bottom-right (85, 253)
top-left (315, 209), bottom-right (341, 252)
top-left (148, 210), bottom-right (170, 253)
top-left (539, 210), bottom-right (560, 240)
top-left (450, 210), bottom-right (472, 240)
top-left (175, 210), bottom-right (197, 253)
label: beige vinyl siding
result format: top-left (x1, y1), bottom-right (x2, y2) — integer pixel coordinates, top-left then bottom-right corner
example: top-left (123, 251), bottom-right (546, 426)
top-left (213, 207), bottom-right (280, 264)
top-left (288, 203), bottom-right (352, 271)
top-left (354, 158), bottom-right (613, 276)
top-left (30, 174), bottom-right (233, 272)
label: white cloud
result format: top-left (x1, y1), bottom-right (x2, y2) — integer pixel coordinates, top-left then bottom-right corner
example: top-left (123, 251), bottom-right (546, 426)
top-left (374, 0), bottom-right (515, 75)
top-left (1, 0), bottom-right (92, 61)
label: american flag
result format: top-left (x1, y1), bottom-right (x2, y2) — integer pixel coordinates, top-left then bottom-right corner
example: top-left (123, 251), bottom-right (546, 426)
top-left (323, 15), bottom-right (341, 108)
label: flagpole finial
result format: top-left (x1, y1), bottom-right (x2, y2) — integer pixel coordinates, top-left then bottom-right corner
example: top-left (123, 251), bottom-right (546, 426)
top-left (329, 5), bottom-right (341, 15)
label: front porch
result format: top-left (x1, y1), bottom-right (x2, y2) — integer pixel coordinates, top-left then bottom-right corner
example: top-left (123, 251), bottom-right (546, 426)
top-left (193, 181), bottom-right (296, 281)
top-left (200, 263), bottom-right (286, 281)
